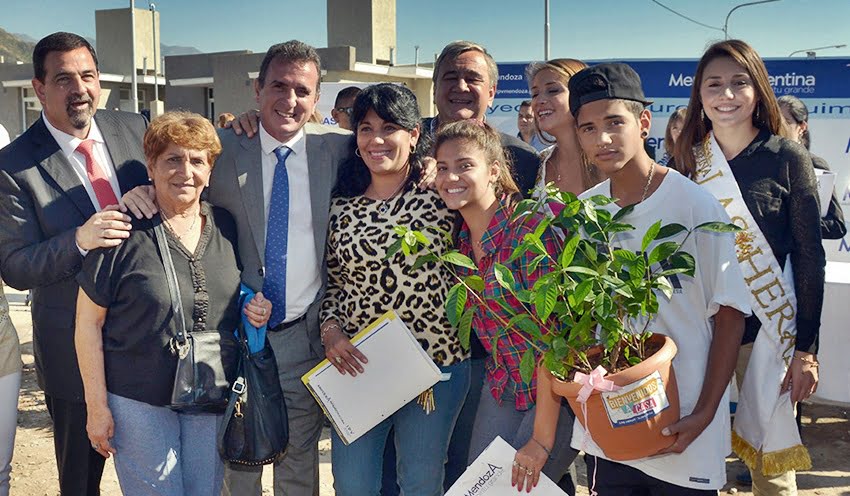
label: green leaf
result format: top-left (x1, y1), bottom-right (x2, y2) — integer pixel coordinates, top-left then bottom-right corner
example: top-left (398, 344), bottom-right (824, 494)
top-left (565, 266), bottom-right (598, 276)
top-left (385, 238), bottom-right (402, 259)
top-left (393, 226), bottom-right (409, 237)
top-left (552, 336), bottom-right (569, 359)
top-left (588, 194), bottom-right (616, 206)
top-left (656, 275), bottom-right (674, 299)
top-left (630, 255), bottom-right (647, 282)
top-left (534, 281), bottom-right (558, 322)
top-left (613, 249), bottom-right (638, 263)
top-left (493, 263), bottom-right (516, 290)
top-left (404, 230), bottom-right (418, 248)
top-left (656, 223), bottom-right (688, 240)
top-left (667, 252), bottom-right (696, 277)
top-left (647, 241), bottom-right (680, 266)
top-left (528, 254), bottom-right (547, 273)
top-left (559, 234), bottom-right (581, 268)
top-left (440, 252), bottom-right (478, 270)
top-left (582, 200), bottom-right (599, 224)
top-left (411, 253), bottom-right (438, 271)
top-left (519, 349), bottom-right (536, 385)
top-left (568, 279), bottom-right (594, 308)
top-left (695, 221), bottom-right (742, 233)
top-left (611, 203), bottom-right (635, 222)
top-left (641, 220), bottom-right (662, 252)
top-left (463, 275), bottom-right (485, 292)
top-left (606, 222), bottom-right (634, 234)
top-left (413, 231), bottom-right (430, 245)
top-left (510, 314), bottom-right (544, 341)
top-left (445, 284), bottom-right (467, 326)
top-left (458, 308), bottom-right (474, 351)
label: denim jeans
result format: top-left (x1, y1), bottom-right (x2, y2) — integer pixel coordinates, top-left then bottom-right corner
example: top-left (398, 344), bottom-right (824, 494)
top-left (107, 393), bottom-right (224, 496)
top-left (331, 360), bottom-right (470, 496)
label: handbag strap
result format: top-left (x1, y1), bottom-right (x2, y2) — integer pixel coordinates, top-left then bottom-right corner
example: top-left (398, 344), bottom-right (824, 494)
top-left (154, 219), bottom-right (189, 347)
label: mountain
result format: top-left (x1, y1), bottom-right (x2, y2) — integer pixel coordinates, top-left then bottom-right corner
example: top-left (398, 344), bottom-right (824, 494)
top-left (12, 33), bottom-right (37, 44)
top-left (0, 28), bottom-right (203, 64)
top-left (160, 44), bottom-right (202, 56)
top-left (0, 27), bottom-right (35, 63)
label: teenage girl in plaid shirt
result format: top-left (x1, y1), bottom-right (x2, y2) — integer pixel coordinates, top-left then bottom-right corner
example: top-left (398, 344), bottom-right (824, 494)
top-left (434, 120), bottom-right (578, 489)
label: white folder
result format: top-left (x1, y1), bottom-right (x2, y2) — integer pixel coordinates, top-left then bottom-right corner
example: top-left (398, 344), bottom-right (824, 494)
top-left (301, 310), bottom-right (441, 444)
top-left (445, 436), bottom-right (567, 496)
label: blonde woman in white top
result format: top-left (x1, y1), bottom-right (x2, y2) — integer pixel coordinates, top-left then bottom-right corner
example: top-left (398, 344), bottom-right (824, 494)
top-left (528, 58), bottom-right (602, 202)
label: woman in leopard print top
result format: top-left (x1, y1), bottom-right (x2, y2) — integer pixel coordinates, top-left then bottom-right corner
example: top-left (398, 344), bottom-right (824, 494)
top-left (318, 83), bottom-right (470, 495)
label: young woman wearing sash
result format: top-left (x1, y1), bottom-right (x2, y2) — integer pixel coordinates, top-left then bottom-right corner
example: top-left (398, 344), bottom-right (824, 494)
top-left (674, 39), bottom-right (825, 496)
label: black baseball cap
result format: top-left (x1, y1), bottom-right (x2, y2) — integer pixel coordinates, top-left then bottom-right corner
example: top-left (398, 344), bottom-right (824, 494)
top-left (568, 63), bottom-right (653, 117)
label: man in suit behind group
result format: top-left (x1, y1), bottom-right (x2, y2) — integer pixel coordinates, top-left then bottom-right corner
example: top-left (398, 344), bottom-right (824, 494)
top-left (0, 32), bottom-right (149, 495)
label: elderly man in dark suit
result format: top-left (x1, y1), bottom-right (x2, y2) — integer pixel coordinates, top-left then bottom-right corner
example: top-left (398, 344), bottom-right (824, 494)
top-left (0, 32), bottom-right (149, 495)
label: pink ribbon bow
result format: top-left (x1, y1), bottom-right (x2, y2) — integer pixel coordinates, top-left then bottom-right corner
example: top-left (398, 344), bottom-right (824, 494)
top-left (574, 365), bottom-right (619, 403)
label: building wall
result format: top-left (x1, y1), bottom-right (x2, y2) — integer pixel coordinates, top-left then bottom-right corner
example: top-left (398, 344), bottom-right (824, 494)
top-left (211, 53), bottom-right (265, 117)
top-left (323, 70), bottom-right (433, 117)
top-left (329, 0), bottom-right (391, 64)
top-left (0, 63), bottom-right (33, 136)
top-left (0, 86), bottom-right (23, 137)
top-left (327, 0), bottom-right (372, 63)
top-left (371, 0), bottom-right (396, 65)
top-left (96, 8), bottom-right (159, 77)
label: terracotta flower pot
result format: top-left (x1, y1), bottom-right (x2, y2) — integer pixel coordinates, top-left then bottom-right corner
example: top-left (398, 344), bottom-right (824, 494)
top-left (549, 333), bottom-right (680, 461)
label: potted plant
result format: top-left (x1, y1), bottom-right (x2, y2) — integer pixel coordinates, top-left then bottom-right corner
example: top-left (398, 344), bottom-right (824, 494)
top-left (390, 187), bottom-right (739, 460)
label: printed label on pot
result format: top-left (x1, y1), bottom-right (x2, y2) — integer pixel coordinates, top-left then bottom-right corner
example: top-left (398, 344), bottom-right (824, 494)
top-left (601, 370), bottom-right (669, 428)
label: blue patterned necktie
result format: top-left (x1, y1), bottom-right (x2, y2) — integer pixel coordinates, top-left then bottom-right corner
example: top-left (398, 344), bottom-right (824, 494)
top-left (263, 145), bottom-right (292, 328)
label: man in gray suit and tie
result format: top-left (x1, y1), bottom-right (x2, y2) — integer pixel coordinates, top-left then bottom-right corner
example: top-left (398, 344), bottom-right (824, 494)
top-left (215, 39), bottom-right (350, 496)
top-left (124, 40), bottom-right (350, 496)
top-left (0, 32), bottom-right (148, 495)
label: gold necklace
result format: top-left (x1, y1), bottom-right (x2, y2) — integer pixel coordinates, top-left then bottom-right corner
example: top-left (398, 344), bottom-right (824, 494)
top-left (639, 162), bottom-right (656, 203)
top-left (163, 211), bottom-right (199, 241)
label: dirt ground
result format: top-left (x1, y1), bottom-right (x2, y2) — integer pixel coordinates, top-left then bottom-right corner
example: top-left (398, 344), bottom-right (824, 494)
top-left (5, 286), bottom-right (849, 495)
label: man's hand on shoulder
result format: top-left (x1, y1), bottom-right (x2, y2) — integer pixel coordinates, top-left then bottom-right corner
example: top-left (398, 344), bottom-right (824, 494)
top-left (225, 110), bottom-right (261, 138)
top-left (76, 205), bottom-right (133, 251)
top-left (120, 185), bottom-right (157, 219)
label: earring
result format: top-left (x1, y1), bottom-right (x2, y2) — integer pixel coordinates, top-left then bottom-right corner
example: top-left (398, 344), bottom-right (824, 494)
top-left (410, 144), bottom-right (416, 154)
top-left (355, 148), bottom-right (362, 158)
top-left (755, 106), bottom-right (761, 121)
top-left (640, 131), bottom-right (648, 139)
top-left (701, 108), bottom-right (706, 121)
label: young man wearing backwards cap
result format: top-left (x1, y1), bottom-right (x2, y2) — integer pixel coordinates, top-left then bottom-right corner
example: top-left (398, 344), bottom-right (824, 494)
top-left (511, 63), bottom-right (751, 495)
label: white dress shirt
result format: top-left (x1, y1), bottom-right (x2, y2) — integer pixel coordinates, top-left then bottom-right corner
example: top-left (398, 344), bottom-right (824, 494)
top-left (42, 112), bottom-right (122, 211)
top-left (259, 124), bottom-right (321, 322)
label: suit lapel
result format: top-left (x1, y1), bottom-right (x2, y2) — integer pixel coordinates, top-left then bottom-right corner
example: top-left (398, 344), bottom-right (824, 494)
top-left (32, 118), bottom-right (96, 219)
top-left (95, 112), bottom-right (146, 194)
top-left (236, 134), bottom-right (267, 262)
top-left (306, 131), bottom-right (332, 258)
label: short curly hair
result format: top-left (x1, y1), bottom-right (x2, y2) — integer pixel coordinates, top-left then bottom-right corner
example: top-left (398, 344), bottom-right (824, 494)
top-left (143, 111), bottom-right (222, 167)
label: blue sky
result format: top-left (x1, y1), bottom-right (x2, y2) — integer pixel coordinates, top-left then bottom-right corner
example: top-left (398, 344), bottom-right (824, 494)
top-left (4, 0), bottom-right (849, 63)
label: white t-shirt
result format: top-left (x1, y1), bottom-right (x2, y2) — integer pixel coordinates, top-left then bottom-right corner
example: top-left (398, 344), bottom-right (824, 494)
top-left (575, 169), bottom-right (752, 490)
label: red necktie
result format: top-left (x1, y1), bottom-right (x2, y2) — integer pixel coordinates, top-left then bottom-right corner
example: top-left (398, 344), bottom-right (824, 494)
top-left (76, 139), bottom-right (119, 209)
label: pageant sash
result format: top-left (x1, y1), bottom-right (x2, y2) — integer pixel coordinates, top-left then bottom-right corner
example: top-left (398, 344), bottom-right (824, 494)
top-left (693, 133), bottom-right (811, 475)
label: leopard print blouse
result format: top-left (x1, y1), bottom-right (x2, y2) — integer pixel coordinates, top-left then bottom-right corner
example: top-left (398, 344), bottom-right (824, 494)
top-left (320, 187), bottom-right (467, 366)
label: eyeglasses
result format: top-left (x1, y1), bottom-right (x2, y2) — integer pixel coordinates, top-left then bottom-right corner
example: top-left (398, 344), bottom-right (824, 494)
top-left (335, 107), bottom-right (354, 115)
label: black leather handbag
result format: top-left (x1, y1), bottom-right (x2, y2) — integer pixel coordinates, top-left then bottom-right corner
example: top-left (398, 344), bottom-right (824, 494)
top-left (218, 320), bottom-right (289, 466)
top-left (154, 220), bottom-right (238, 413)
